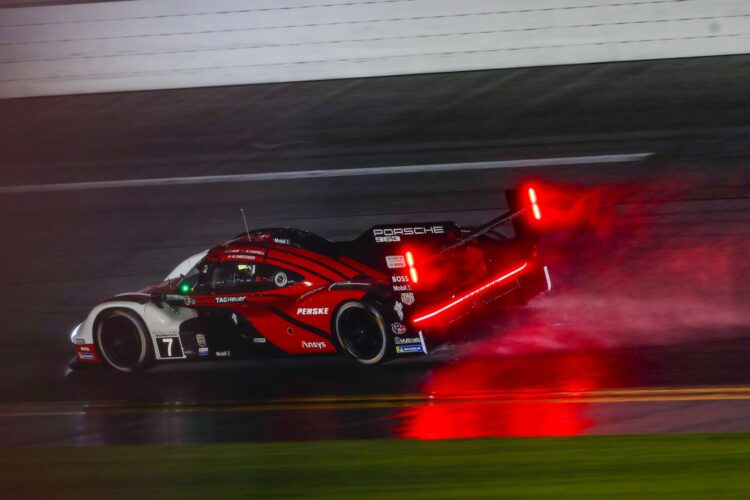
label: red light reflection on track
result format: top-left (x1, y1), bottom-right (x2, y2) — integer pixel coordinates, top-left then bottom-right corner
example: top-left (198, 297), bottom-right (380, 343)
top-left (399, 400), bottom-right (586, 440)
top-left (397, 353), bottom-right (619, 439)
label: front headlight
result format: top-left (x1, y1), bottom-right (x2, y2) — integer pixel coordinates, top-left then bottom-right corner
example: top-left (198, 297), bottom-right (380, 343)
top-left (69, 322), bottom-right (83, 343)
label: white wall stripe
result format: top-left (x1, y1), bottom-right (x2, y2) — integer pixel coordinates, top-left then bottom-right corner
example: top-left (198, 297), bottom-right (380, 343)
top-left (0, 153), bottom-right (652, 194)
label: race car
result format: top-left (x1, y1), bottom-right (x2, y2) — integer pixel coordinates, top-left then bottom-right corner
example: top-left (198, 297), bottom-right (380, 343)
top-left (70, 187), bottom-right (551, 372)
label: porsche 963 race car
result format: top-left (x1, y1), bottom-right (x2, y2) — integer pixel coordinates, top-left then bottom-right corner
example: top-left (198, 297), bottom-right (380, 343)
top-left (70, 187), bottom-right (550, 372)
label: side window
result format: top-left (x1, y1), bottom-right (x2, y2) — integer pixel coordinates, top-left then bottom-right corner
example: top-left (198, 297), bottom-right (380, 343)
top-left (206, 261), bottom-right (304, 294)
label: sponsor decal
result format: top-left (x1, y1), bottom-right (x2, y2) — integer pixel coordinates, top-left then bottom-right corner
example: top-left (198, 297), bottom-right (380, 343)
top-left (274, 238), bottom-right (291, 245)
top-left (391, 275), bottom-right (409, 283)
top-left (216, 350), bottom-right (231, 357)
top-left (74, 338), bottom-right (86, 345)
top-left (297, 307), bottom-right (329, 316)
top-left (374, 226), bottom-right (445, 237)
top-left (226, 248), bottom-right (265, 256)
top-left (394, 301), bottom-right (404, 321)
top-left (215, 296), bottom-right (246, 304)
top-left (401, 293), bottom-right (415, 306)
top-left (253, 337), bottom-right (267, 344)
top-left (195, 334), bottom-right (207, 348)
top-left (391, 323), bottom-right (407, 335)
top-left (385, 255), bottom-right (406, 269)
top-left (396, 344), bottom-right (425, 354)
top-left (392, 284), bottom-right (412, 292)
top-left (76, 344), bottom-right (99, 362)
top-left (227, 254), bottom-right (258, 261)
top-left (301, 340), bottom-right (328, 349)
top-left (198, 347), bottom-right (209, 357)
top-left (394, 336), bottom-right (421, 345)
top-left (373, 226), bottom-right (445, 243)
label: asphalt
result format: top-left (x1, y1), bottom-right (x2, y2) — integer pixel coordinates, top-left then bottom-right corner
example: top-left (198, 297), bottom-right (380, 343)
top-left (0, 55), bottom-right (749, 446)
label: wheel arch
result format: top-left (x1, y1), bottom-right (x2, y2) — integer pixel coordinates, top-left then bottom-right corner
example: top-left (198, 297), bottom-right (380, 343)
top-left (92, 304), bottom-right (147, 337)
top-left (73, 300), bottom-right (148, 346)
top-left (74, 300), bottom-right (198, 347)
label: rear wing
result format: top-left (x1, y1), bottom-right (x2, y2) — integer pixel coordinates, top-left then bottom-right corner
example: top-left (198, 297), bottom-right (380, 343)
top-left (342, 186), bottom-right (543, 271)
top-left (441, 187), bottom-right (542, 254)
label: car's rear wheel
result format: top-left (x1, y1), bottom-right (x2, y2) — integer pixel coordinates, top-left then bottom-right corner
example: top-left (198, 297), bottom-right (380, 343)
top-left (334, 302), bottom-right (389, 365)
top-left (95, 309), bottom-right (152, 372)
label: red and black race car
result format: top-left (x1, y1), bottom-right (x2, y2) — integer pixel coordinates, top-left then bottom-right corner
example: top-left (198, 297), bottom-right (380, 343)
top-left (70, 187), bottom-right (550, 372)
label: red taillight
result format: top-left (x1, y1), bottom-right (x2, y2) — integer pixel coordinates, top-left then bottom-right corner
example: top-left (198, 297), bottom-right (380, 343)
top-left (405, 251), bottom-right (418, 284)
top-left (528, 187), bottom-right (542, 220)
top-left (532, 203), bottom-right (542, 220)
top-left (409, 267), bottom-right (419, 284)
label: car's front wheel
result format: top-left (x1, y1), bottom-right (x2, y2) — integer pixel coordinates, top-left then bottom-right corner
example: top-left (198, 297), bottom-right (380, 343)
top-left (334, 302), bottom-right (389, 365)
top-left (95, 309), bottom-right (152, 372)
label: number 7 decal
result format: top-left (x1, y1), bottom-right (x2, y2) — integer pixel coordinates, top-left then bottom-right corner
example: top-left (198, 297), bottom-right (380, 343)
top-left (155, 334), bottom-right (185, 359)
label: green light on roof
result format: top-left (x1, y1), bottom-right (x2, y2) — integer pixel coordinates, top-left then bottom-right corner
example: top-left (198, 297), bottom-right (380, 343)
top-left (179, 283), bottom-right (191, 294)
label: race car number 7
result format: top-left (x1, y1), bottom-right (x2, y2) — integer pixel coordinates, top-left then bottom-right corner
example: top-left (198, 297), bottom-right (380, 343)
top-left (156, 336), bottom-right (182, 359)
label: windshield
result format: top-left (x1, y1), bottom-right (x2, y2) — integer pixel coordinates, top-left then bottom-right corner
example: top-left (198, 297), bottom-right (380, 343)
top-left (165, 250), bottom-right (209, 281)
top-left (175, 259), bottom-right (206, 294)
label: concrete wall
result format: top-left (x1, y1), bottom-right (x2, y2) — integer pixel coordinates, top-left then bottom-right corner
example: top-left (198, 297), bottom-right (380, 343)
top-left (1, 0), bottom-right (748, 98)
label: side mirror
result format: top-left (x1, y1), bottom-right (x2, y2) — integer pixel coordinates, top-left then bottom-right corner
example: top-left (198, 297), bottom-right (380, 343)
top-left (150, 292), bottom-right (167, 308)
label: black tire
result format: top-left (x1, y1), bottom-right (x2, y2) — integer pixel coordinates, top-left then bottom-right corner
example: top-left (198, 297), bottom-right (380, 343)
top-left (334, 302), bottom-right (390, 365)
top-left (95, 309), bottom-right (152, 373)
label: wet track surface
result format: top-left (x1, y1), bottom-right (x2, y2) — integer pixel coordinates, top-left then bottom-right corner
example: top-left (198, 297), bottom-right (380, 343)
top-left (0, 55), bottom-right (749, 446)
top-left (6, 337), bottom-right (750, 446)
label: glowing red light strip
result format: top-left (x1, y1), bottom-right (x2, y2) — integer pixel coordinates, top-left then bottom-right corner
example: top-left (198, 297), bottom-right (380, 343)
top-left (409, 267), bottom-right (419, 284)
top-left (528, 187), bottom-right (542, 220)
top-left (412, 262), bottom-right (528, 324)
top-left (405, 250), bottom-right (418, 283)
top-left (532, 203), bottom-right (542, 220)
